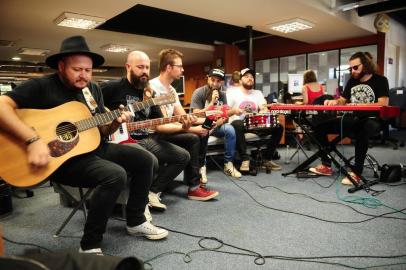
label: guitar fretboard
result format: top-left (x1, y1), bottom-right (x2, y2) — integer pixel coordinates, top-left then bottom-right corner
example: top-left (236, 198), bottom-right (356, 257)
top-left (74, 98), bottom-right (164, 132)
top-left (126, 112), bottom-right (206, 131)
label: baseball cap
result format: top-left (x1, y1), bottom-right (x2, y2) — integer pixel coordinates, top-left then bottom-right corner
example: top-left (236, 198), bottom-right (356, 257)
top-left (240, 68), bottom-right (255, 78)
top-left (208, 68), bottom-right (225, 80)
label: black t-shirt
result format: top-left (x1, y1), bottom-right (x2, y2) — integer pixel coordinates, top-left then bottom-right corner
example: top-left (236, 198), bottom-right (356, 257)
top-left (5, 73), bottom-right (105, 114)
top-left (101, 78), bottom-right (163, 139)
top-left (342, 73), bottom-right (389, 103)
top-left (342, 73), bottom-right (389, 118)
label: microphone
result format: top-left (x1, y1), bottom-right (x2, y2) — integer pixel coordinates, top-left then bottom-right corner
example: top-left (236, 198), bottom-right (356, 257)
top-left (212, 89), bottom-right (219, 105)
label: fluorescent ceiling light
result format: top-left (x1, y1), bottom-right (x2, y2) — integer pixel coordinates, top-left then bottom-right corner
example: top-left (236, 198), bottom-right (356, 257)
top-left (54, 12), bottom-right (106, 29)
top-left (100, 44), bottom-right (130, 53)
top-left (268, 18), bottom-right (314, 33)
top-left (93, 68), bottom-right (108, 73)
top-left (11, 56), bottom-right (21, 61)
top-left (18, 48), bottom-right (50, 56)
top-left (0, 40), bottom-right (15, 47)
top-left (342, 4), bottom-right (359, 12)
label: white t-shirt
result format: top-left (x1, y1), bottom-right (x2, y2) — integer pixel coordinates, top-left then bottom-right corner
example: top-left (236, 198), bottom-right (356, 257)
top-left (149, 77), bottom-right (181, 117)
top-left (226, 88), bottom-right (267, 122)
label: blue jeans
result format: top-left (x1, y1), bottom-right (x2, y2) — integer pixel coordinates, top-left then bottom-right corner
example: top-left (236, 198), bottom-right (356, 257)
top-left (211, 123), bottom-right (236, 163)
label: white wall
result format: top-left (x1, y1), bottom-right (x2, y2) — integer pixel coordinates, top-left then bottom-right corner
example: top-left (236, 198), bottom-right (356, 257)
top-left (385, 19), bottom-right (406, 88)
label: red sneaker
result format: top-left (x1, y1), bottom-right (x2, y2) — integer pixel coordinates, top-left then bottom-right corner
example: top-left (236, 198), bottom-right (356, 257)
top-left (309, 164), bottom-right (333, 176)
top-left (188, 186), bottom-right (219, 201)
top-left (341, 172), bottom-right (361, 185)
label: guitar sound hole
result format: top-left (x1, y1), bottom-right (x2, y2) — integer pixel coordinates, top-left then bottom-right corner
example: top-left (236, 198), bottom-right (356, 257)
top-left (56, 122), bottom-right (78, 142)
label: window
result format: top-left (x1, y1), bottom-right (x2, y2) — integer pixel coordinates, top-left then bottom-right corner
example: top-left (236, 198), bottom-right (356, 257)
top-left (279, 54), bottom-right (306, 84)
top-left (254, 44), bottom-right (378, 97)
top-left (308, 50), bottom-right (339, 95)
top-left (255, 58), bottom-right (278, 97)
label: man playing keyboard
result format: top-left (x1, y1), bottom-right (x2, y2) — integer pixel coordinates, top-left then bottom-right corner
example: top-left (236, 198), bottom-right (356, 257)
top-left (309, 52), bottom-right (389, 185)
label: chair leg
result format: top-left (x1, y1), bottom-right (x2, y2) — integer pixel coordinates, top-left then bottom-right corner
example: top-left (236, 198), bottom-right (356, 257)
top-left (53, 186), bottom-right (93, 238)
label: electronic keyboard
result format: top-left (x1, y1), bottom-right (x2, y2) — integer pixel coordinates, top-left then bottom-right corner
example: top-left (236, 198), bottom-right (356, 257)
top-left (267, 104), bottom-right (400, 118)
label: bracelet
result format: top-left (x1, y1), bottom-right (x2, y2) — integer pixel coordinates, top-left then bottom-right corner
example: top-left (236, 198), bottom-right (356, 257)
top-left (25, 135), bottom-right (40, 146)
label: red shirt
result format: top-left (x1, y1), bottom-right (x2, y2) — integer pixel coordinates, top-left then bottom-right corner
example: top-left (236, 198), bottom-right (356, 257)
top-left (306, 84), bottom-right (323, 104)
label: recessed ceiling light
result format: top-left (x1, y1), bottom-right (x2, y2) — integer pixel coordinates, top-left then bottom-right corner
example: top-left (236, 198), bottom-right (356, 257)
top-left (267, 18), bottom-right (314, 33)
top-left (54, 12), bottom-right (106, 29)
top-left (18, 48), bottom-right (50, 56)
top-left (11, 56), bottom-right (21, 61)
top-left (100, 44), bottom-right (130, 53)
top-left (93, 68), bottom-right (108, 73)
top-left (0, 40), bottom-right (15, 47)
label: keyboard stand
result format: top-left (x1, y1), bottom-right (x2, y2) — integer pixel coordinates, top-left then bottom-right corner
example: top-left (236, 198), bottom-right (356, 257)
top-left (282, 114), bottom-right (380, 194)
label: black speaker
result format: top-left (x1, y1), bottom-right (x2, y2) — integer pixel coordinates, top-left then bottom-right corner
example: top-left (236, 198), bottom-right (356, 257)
top-left (380, 164), bottom-right (402, 183)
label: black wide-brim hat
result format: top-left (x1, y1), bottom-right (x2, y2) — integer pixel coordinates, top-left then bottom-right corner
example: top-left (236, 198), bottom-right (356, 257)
top-left (46, 35), bottom-right (105, 69)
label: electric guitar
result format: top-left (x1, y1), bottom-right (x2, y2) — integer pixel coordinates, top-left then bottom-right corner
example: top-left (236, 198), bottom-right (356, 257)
top-left (0, 94), bottom-right (175, 188)
top-left (109, 110), bottom-right (222, 144)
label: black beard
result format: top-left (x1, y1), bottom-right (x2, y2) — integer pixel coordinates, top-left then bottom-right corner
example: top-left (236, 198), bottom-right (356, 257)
top-left (206, 85), bottom-right (219, 102)
top-left (59, 73), bottom-right (85, 91)
top-left (352, 71), bottom-right (365, 80)
top-left (242, 82), bottom-right (253, 90)
top-left (130, 72), bottom-right (149, 89)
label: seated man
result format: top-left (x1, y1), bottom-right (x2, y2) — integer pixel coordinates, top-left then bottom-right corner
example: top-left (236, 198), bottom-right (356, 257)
top-left (0, 36), bottom-right (168, 255)
top-left (149, 49), bottom-right (219, 201)
top-left (190, 68), bottom-right (241, 178)
top-left (309, 52), bottom-right (389, 185)
top-left (227, 68), bottom-right (283, 173)
top-left (102, 50), bottom-right (190, 211)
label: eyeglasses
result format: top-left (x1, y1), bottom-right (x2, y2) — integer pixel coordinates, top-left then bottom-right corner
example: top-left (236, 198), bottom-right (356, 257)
top-left (348, 63), bottom-right (362, 71)
top-left (171, 64), bottom-right (183, 68)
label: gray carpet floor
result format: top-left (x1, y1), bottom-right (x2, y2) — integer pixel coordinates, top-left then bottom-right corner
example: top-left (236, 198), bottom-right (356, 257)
top-left (2, 136), bottom-right (406, 269)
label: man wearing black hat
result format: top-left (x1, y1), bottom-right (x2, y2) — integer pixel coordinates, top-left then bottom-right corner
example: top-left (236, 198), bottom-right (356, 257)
top-left (0, 36), bottom-right (168, 254)
top-left (190, 68), bottom-right (242, 179)
top-left (227, 68), bottom-right (283, 173)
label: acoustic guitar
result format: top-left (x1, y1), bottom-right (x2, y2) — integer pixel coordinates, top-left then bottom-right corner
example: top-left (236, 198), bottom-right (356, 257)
top-left (0, 94), bottom-right (175, 188)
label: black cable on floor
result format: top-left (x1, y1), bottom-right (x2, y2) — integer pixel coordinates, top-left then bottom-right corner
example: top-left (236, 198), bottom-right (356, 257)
top-left (209, 156), bottom-right (406, 223)
top-left (246, 178), bottom-right (406, 221)
top-left (144, 227), bottom-right (406, 270)
top-left (1, 235), bottom-right (52, 252)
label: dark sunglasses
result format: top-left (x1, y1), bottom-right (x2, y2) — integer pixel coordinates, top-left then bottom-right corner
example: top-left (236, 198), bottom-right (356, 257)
top-left (348, 63), bottom-right (362, 71)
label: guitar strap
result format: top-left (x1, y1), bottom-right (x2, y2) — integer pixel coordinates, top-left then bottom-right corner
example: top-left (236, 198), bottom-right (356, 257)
top-left (82, 87), bottom-right (98, 114)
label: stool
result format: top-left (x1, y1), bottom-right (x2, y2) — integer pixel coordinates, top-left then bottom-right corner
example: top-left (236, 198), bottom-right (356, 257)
top-left (52, 182), bottom-right (94, 237)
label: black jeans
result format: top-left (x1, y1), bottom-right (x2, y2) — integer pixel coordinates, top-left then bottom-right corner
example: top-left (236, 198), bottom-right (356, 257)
top-left (136, 136), bottom-right (190, 193)
top-left (313, 116), bottom-right (381, 175)
top-left (231, 120), bottom-right (283, 161)
top-left (156, 133), bottom-right (205, 187)
top-left (52, 142), bottom-right (157, 250)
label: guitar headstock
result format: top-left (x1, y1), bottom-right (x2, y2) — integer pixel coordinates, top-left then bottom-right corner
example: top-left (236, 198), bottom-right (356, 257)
top-left (153, 93), bottom-right (176, 106)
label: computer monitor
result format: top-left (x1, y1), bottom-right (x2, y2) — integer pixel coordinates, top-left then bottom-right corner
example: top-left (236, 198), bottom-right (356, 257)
top-left (171, 75), bottom-right (185, 95)
top-left (288, 74), bottom-right (303, 94)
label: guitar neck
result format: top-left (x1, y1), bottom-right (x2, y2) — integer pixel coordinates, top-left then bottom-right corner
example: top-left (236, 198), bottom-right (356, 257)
top-left (126, 111), bottom-right (206, 132)
top-left (74, 98), bottom-right (164, 132)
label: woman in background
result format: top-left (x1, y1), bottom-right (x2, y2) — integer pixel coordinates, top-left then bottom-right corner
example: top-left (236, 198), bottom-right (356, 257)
top-left (301, 70), bottom-right (325, 104)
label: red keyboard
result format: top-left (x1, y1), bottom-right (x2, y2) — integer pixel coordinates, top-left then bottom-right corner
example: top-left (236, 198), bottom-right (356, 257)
top-left (267, 104), bottom-right (400, 118)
